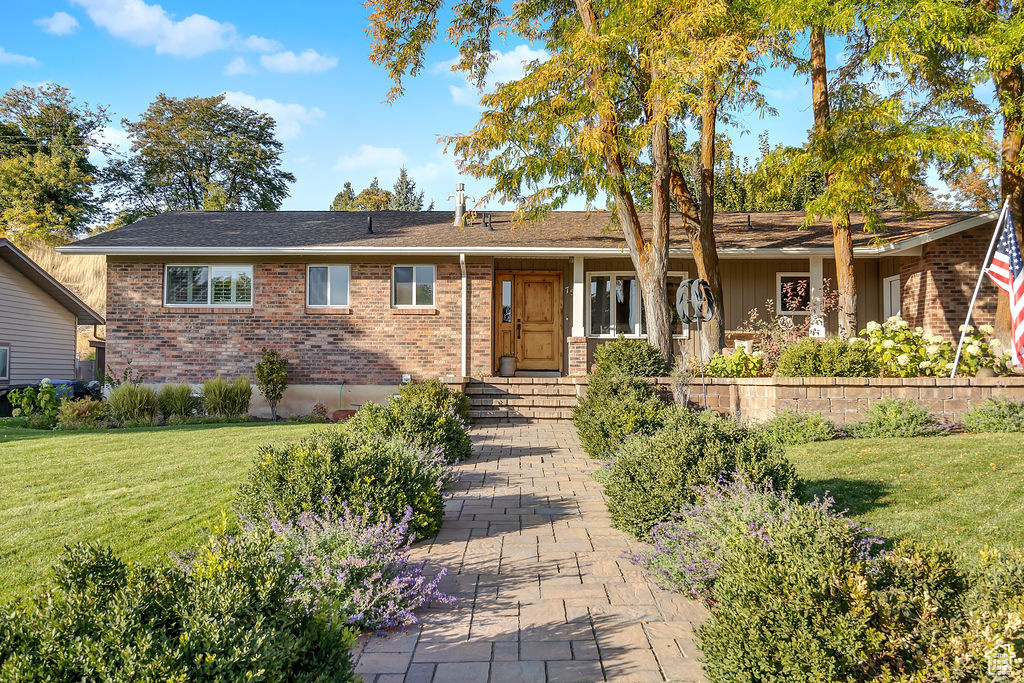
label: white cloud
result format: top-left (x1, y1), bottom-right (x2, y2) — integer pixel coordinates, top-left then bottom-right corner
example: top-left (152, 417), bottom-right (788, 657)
top-left (71, 0), bottom-right (235, 57)
top-left (0, 47), bottom-right (38, 66)
top-left (222, 91), bottom-right (325, 141)
top-left (224, 56), bottom-right (255, 76)
top-left (36, 11), bottom-right (80, 35)
top-left (335, 145), bottom-right (408, 171)
top-left (260, 49), bottom-right (338, 74)
top-left (239, 35), bottom-right (282, 53)
top-left (97, 126), bottom-right (131, 153)
top-left (436, 44), bottom-right (548, 107)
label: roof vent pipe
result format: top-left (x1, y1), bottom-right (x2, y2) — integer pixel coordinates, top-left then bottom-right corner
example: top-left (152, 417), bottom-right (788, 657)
top-left (447, 183), bottom-right (475, 227)
top-left (746, 214), bottom-right (751, 230)
top-left (484, 213), bottom-right (493, 230)
top-left (366, 216), bottom-right (373, 234)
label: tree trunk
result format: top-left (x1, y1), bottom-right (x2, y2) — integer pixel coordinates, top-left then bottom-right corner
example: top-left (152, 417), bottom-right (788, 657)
top-left (994, 61), bottom-right (1024, 347)
top-left (693, 80), bottom-right (725, 358)
top-left (810, 27), bottom-right (857, 338)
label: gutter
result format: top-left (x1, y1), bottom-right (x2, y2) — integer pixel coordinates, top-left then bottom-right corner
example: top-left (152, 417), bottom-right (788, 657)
top-left (460, 253), bottom-right (467, 378)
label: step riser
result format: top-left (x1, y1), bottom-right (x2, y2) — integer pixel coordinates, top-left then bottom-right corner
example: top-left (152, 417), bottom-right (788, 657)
top-left (466, 379), bottom-right (581, 422)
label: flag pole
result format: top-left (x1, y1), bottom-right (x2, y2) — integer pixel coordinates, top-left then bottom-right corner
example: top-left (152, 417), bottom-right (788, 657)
top-left (951, 199), bottom-right (1009, 378)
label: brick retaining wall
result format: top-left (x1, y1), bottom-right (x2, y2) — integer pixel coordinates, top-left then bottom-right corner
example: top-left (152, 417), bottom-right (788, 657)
top-left (649, 376), bottom-right (1024, 425)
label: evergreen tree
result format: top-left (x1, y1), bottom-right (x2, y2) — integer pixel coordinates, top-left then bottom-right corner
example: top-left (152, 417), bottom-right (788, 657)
top-left (329, 182), bottom-right (356, 211)
top-left (388, 167), bottom-right (426, 210)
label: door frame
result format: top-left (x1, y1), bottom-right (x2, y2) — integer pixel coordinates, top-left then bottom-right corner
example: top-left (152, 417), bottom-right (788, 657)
top-left (492, 270), bottom-right (564, 374)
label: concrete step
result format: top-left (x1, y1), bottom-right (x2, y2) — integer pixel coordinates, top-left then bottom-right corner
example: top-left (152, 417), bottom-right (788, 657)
top-left (469, 396), bottom-right (578, 408)
top-left (465, 384), bottom-right (579, 397)
top-left (469, 406), bottom-right (575, 421)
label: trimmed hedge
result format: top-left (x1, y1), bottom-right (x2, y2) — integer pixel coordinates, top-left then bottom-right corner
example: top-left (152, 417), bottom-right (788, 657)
top-left (593, 336), bottom-right (668, 377)
top-left (573, 370), bottom-right (667, 459)
top-left (397, 380), bottom-right (471, 425)
top-left (347, 395), bottom-right (471, 465)
top-left (776, 337), bottom-right (880, 378)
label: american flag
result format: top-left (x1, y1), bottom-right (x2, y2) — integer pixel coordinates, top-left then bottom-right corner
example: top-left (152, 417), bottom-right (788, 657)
top-left (987, 211), bottom-right (1024, 365)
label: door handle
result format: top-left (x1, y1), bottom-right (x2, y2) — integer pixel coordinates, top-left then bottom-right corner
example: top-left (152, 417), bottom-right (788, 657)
top-left (516, 318), bottom-right (521, 339)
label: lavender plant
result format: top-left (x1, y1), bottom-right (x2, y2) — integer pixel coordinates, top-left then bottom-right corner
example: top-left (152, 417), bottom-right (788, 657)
top-left (634, 475), bottom-right (882, 603)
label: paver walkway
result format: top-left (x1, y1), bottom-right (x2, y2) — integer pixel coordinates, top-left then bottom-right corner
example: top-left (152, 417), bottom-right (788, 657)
top-left (353, 421), bottom-right (709, 682)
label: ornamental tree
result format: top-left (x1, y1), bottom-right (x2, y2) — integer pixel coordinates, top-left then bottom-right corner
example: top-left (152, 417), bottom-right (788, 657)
top-left (254, 348), bottom-right (288, 421)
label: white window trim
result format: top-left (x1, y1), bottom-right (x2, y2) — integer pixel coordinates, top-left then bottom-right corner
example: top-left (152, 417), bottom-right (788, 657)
top-left (0, 344), bottom-right (8, 381)
top-left (776, 271), bottom-right (812, 316)
top-left (391, 264), bottom-right (436, 308)
top-left (586, 271), bottom-right (690, 339)
top-left (306, 264), bottom-right (351, 308)
top-left (883, 274), bottom-right (901, 319)
top-left (163, 264), bottom-right (254, 308)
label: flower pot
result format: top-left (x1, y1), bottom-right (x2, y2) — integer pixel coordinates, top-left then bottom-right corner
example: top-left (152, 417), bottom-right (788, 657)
top-left (498, 356), bottom-right (517, 377)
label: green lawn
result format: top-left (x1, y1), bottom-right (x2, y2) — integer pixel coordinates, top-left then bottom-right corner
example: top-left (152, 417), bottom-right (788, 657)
top-left (0, 422), bottom-right (320, 601)
top-left (787, 433), bottom-right (1024, 561)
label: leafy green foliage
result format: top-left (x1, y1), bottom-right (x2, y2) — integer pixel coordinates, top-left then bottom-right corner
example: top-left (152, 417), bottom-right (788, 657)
top-left (107, 384), bottom-right (157, 426)
top-left (776, 337), bottom-right (879, 377)
top-left (329, 177), bottom-right (391, 210)
top-left (105, 93), bottom-right (295, 219)
top-left (55, 398), bottom-right (107, 430)
top-left (703, 348), bottom-right (765, 377)
top-left (238, 427), bottom-right (447, 540)
top-left (397, 380), bottom-right (471, 425)
top-left (156, 383), bottom-right (194, 421)
top-left (848, 398), bottom-right (946, 438)
top-left (7, 379), bottom-right (70, 426)
top-left (593, 337), bottom-right (669, 378)
top-left (254, 348), bottom-right (289, 421)
top-left (605, 407), bottom-right (801, 538)
top-left (573, 370), bottom-right (667, 460)
top-left (0, 542), bottom-right (358, 682)
top-left (760, 409), bottom-right (838, 445)
top-left (346, 397), bottom-right (470, 465)
top-left (860, 318), bottom-right (1011, 378)
top-left (202, 376), bottom-right (251, 418)
top-left (962, 398), bottom-right (1024, 433)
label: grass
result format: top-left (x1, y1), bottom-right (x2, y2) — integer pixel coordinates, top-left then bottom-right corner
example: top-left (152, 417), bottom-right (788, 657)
top-left (0, 422), bottom-right (320, 601)
top-left (787, 433), bottom-right (1024, 561)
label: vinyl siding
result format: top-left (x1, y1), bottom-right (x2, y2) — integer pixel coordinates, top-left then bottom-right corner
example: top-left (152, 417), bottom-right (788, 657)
top-left (0, 259), bottom-right (77, 384)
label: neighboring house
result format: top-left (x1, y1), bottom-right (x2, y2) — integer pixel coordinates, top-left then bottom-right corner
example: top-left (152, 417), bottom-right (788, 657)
top-left (0, 239), bottom-right (105, 386)
top-left (58, 202), bottom-right (999, 415)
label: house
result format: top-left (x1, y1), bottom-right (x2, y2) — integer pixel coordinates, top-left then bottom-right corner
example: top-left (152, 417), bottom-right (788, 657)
top-left (57, 198), bottom-right (999, 416)
top-left (0, 239), bottom-right (105, 387)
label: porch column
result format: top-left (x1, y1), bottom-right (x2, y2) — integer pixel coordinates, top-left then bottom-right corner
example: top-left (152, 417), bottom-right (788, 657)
top-left (569, 256), bottom-right (589, 375)
top-left (809, 255), bottom-right (825, 338)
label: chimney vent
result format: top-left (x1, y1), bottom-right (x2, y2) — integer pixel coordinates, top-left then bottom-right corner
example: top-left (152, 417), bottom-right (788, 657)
top-left (447, 183), bottom-right (475, 227)
top-left (485, 213), bottom-right (493, 230)
top-left (746, 214), bottom-right (751, 230)
top-left (366, 216), bottom-right (373, 234)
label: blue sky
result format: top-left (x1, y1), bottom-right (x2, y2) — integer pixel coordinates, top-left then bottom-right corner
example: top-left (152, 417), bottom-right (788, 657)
top-left (1, 0), bottom-right (820, 212)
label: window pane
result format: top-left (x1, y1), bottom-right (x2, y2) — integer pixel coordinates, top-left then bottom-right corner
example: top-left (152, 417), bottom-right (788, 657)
top-left (235, 270), bottom-right (252, 303)
top-left (329, 266), bottom-right (349, 306)
top-left (590, 276), bottom-right (610, 335)
top-left (415, 266), bottom-right (434, 306)
top-left (190, 267), bottom-right (209, 304)
top-left (667, 277), bottom-right (685, 335)
top-left (211, 266), bottom-right (252, 304)
top-left (167, 266), bottom-right (207, 304)
top-left (394, 266), bottom-right (413, 305)
top-left (308, 267), bottom-right (328, 306)
top-left (779, 275), bottom-right (810, 312)
top-left (211, 271), bottom-right (232, 303)
top-left (616, 276), bottom-right (640, 335)
top-left (0, 347), bottom-right (7, 379)
top-left (501, 280), bottom-right (512, 323)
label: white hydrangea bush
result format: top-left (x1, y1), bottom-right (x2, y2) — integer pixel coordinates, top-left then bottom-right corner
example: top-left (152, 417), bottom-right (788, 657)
top-left (858, 316), bottom-right (1012, 377)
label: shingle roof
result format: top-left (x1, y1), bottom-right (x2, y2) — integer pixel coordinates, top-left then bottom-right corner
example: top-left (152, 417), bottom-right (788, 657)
top-left (0, 239), bottom-right (105, 325)
top-left (59, 209), bottom-right (991, 255)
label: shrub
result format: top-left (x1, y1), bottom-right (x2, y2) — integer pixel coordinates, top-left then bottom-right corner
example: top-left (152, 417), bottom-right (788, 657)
top-left (605, 407), bottom-right (801, 538)
top-left (573, 369), bottom-right (667, 459)
top-left (252, 505), bottom-right (455, 630)
top-left (760, 409), bottom-right (837, 445)
top-left (254, 348), bottom-right (289, 420)
top-left (593, 336), bottom-right (668, 377)
top-left (703, 348), bottom-right (765, 378)
top-left (348, 396), bottom-right (471, 465)
top-left (239, 427), bottom-right (448, 540)
top-left (157, 383), bottom-right (194, 421)
top-left (0, 542), bottom-right (358, 682)
top-left (55, 398), bottom-right (107, 430)
top-left (860, 317), bottom-right (1012, 377)
top-left (202, 376), bottom-right (251, 418)
top-left (848, 397), bottom-right (946, 438)
top-left (775, 337), bottom-right (879, 377)
top-left (106, 383), bottom-right (156, 426)
top-left (7, 379), bottom-right (70, 427)
top-left (310, 402), bottom-right (330, 422)
top-left (398, 379), bottom-right (471, 424)
top-left (962, 397), bottom-right (1024, 433)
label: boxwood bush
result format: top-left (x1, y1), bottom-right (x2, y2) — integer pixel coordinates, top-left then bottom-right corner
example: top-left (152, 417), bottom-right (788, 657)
top-left (776, 337), bottom-right (880, 377)
top-left (847, 397), bottom-right (946, 438)
top-left (397, 380), bottom-right (471, 424)
top-left (0, 542), bottom-right (358, 682)
top-left (347, 395), bottom-right (471, 465)
top-left (605, 407), bottom-right (801, 538)
top-left (239, 427), bottom-right (448, 540)
top-left (593, 336), bottom-right (668, 377)
top-left (573, 369), bottom-right (667, 460)
top-left (962, 397), bottom-right (1024, 433)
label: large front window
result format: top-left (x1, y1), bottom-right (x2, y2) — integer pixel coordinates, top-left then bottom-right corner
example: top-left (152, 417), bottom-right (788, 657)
top-left (165, 265), bottom-right (252, 306)
top-left (587, 272), bottom-right (688, 337)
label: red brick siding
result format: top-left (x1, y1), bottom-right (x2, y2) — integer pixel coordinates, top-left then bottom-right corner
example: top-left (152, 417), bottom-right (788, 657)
top-left (900, 224), bottom-right (998, 340)
top-left (106, 260), bottom-right (493, 384)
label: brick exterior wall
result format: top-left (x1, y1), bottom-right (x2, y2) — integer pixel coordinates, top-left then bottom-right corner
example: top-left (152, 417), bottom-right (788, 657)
top-left (106, 259), bottom-right (493, 384)
top-left (900, 224), bottom-right (998, 340)
top-left (568, 337), bottom-right (588, 376)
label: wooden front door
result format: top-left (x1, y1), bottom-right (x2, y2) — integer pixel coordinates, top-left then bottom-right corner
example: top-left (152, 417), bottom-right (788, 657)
top-left (493, 271), bottom-right (563, 372)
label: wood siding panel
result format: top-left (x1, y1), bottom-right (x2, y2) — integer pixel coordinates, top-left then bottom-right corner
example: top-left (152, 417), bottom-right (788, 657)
top-left (0, 259), bottom-right (77, 383)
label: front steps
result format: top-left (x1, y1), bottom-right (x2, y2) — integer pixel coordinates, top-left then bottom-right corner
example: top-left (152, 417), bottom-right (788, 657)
top-left (466, 376), bottom-right (584, 422)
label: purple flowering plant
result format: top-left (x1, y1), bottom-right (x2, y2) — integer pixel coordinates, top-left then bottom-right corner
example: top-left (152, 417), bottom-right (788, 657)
top-left (634, 473), bottom-right (883, 604)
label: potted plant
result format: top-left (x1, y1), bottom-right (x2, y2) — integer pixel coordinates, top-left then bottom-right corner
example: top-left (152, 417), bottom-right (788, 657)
top-left (498, 354), bottom-right (518, 377)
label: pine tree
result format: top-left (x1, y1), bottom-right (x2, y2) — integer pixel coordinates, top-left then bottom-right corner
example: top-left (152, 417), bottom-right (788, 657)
top-left (388, 168), bottom-right (425, 211)
top-left (329, 182), bottom-right (356, 211)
